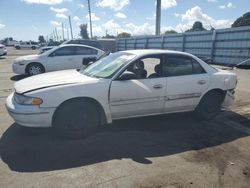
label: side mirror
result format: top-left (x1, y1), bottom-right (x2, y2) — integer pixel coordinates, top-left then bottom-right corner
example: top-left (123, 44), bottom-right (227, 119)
top-left (118, 71), bottom-right (137, 80)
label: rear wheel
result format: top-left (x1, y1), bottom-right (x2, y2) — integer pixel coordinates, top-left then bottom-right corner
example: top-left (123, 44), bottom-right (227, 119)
top-left (31, 46), bottom-right (36, 50)
top-left (26, 63), bottom-right (45, 75)
top-left (194, 91), bottom-right (223, 120)
top-left (53, 100), bottom-right (100, 139)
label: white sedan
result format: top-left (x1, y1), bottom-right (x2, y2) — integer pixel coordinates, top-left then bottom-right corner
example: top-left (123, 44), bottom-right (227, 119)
top-left (12, 44), bottom-right (104, 75)
top-left (0, 44), bottom-right (7, 56)
top-left (6, 50), bottom-right (237, 138)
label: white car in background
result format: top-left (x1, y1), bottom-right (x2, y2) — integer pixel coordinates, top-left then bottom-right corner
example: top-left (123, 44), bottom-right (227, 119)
top-left (6, 50), bottom-right (237, 138)
top-left (12, 44), bottom-right (105, 75)
top-left (15, 41), bottom-right (40, 50)
top-left (0, 44), bottom-right (7, 56)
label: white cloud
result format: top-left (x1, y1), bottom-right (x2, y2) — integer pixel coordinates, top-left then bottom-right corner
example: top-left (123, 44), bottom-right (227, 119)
top-left (125, 22), bottom-right (157, 35)
top-left (115, 12), bottom-right (127, 19)
top-left (32, 25), bottom-right (38, 30)
top-left (97, 0), bottom-right (130, 11)
top-left (50, 7), bottom-right (68, 13)
top-left (219, 5), bottom-right (226, 9)
top-left (78, 3), bottom-right (84, 8)
top-left (86, 13), bottom-right (100, 21)
top-left (50, 20), bottom-right (61, 27)
top-left (92, 25), bottom-right (103, 34)
top-left (0, 23), bottom-right (6, 29)
top-left (174, 13), bottom-right (180, 17)
top-left (207, 0), bottom-right (217, 2)
top-left (219, 2), bottom-right (235, 9)
top-left (161, 0), bottom-right (177, 9)
top-left (73, 16), bottom-right (80, 22)
top-left (161, 26), bottom-right (176, 33)
top-left (227, 2), bottom-right (234, 8)
top-left (56, 13), bottom-right (67, 19)
top-left (103, 20), bottom-right (122, 34)
top-left (146, 13), bottom-right (156, 21)
top-left (22, 0), bottom-right (64, 5)
top-left (176, 6), bottom-right (232, 31)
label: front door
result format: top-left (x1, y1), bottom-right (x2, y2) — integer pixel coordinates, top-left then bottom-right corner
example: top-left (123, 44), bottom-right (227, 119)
top-left (47, 46), bottom-right (76, 71)
top-left (109, 55), bottom-right (167, 119)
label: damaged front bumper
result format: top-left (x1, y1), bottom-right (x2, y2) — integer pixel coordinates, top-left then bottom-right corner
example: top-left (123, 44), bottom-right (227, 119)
top-left (222, 90), bottom-right (235, 109)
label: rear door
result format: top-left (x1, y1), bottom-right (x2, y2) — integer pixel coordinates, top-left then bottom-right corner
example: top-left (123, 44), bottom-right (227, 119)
top-left (163, 55), bottom-right (210, 112)
top-left (74, 46), bottom-right (99, 68)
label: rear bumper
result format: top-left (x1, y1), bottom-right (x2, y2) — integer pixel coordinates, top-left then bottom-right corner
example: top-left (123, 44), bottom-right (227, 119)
top-left (222, 90), bottom-right (235, 109)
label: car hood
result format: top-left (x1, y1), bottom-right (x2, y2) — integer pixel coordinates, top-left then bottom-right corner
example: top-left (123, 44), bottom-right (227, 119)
top-left (14, 69), bottom-right (99, 94)
top-left (14, 54), bottom-right (42, 62)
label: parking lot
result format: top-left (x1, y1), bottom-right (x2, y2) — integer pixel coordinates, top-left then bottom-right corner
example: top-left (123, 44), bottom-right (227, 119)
top-left (0, 47), bottom-right (250, 188)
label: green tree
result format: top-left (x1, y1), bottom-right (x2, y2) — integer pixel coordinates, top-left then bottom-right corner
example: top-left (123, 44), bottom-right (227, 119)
top-left (164, 30), bottom-right (177, 34)
top-left (38, 35), bottom-right (46, 43)
top-left (232, 12), bottom-right (250, 27)
top-left (186, 21), bottom-right (206, 32)
top-left (117, 32), bottom-right (131, 38)
top-left (79, 24), bottom-right (89, 39)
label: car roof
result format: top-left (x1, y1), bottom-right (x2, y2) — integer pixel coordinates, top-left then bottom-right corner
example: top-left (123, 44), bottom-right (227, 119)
top-left (58, 44), bottom-right (102, 51)
top-left (123, 49), bottom-right (195, 57)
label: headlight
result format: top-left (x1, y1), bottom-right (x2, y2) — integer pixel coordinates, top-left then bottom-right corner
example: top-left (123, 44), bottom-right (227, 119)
top-left (14, 60), bottom-right (26, 65)
top-left (14, 93), bottom-right (43, 105)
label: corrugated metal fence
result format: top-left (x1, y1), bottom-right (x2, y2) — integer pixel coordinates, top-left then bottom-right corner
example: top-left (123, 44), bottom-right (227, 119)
top-left (116, 26), bottom-right (250, 65)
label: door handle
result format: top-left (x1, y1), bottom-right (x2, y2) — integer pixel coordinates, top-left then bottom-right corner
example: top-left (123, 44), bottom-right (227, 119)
top-left (198, 80), bottom-right (206, 85)
top-left (153, 84), bottom-right (163, 89)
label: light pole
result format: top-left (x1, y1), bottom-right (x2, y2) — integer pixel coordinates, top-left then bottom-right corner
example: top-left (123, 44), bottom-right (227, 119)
top-left (155, 0), bottom-right (161, 35)
top-left (87, 0), bottom-right (93, 39)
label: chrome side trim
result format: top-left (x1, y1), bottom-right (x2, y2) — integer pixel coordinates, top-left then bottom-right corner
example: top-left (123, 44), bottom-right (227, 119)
top-left (166, 93), bottom-right (202, 101)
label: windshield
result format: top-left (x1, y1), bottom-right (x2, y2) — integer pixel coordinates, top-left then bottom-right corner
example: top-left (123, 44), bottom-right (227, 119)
top-left (81, 52), bottom-right (136, 78)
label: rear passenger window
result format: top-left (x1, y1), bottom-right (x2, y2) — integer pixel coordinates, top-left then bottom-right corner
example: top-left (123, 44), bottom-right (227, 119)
top-left (75, 46), bottom-right (97, 55)
top-left (163, 56), bottom-right (192, 76)
top-left (54, 46), bottom-right (75, 56)
top-left (163, 56), bottom-right (206, 77)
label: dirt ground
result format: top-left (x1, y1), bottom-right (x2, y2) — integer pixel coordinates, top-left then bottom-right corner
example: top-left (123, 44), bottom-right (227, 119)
top-left (0, 47), bottom-right (249, 188)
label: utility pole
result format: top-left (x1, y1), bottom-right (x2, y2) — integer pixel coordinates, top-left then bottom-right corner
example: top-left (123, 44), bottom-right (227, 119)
top-left (87, 0), bottom-right (93, 39)
top-left (53, 30), bottom-right (56, 41)
top-left (68, 16), bottom-right (73, 39)
top-left (62, 23), bottom-right (65, 41)
top-left (155, 0), bottom-right (161, 35)
top-left (55, 27), bottom-right (59, 41)
top-left (67, 28), bottom-right (69, 40)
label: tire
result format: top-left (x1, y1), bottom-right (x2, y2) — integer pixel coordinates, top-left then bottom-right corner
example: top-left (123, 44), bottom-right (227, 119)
top-left (16, 46), bottom-right (20, 50)
top-left (53, 100), bottom-right (100, 139)
top-left (26, 63), bottom-right (45, 75)
top-left (31, 46), bottom-right (36, 50)
top-left (194, 91), bottom-right (223, 120)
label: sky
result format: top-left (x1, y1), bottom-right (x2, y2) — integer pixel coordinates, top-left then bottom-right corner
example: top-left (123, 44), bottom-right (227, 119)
top-left (0, 0), bottom-right (249, 41)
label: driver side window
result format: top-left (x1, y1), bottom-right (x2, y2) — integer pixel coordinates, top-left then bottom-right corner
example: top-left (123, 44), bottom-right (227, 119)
top-left (122, 55), bottom-right (163, 80)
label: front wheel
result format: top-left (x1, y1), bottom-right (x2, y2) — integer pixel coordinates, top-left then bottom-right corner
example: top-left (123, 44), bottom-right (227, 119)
top-left (26, 63), bottom-right (45, 75)
top-left (53, 100), bottom-right (100, 139)
top-left (194, 91), bottom-right (223, 120)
